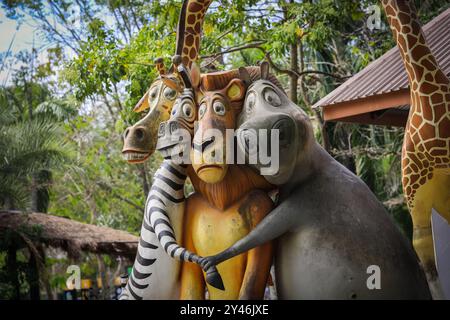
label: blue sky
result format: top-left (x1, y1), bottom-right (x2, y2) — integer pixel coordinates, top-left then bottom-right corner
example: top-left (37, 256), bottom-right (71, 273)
top-left (0, 8), bottom-right (47, 85)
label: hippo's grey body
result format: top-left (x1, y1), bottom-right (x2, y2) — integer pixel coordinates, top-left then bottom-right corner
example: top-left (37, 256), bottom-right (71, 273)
top-left (272, 145), bottom-right (430, 299)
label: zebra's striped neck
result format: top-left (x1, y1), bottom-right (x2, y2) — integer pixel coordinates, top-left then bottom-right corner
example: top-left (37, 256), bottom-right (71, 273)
top-left (120, 160), bottom-right (188, 300)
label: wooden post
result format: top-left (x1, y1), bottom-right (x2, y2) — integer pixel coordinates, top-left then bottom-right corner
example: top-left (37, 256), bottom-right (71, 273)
top-left (27, 249), bottom-right (41, 300)
top-left (7, 244), bottom-right (20, 299)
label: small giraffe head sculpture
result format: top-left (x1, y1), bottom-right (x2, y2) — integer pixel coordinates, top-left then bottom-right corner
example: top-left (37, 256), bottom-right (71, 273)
top-left (122, 57), bottom-right (184, 163)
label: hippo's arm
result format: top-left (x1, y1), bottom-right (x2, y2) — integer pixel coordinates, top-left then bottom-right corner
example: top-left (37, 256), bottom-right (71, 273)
top-left (201, 195), bottom-right (296, 269)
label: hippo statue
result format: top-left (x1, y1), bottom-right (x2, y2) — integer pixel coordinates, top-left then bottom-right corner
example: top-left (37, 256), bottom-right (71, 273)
top-left (200, 62), bottom-right (432, 299)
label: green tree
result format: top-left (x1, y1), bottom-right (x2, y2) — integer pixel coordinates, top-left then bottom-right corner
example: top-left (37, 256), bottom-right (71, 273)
top-left (0, 53), bottom-right (74, 210)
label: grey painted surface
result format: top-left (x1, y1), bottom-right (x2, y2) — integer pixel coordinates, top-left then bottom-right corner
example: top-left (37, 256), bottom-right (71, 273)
top-left (432, 208), bottom-right (450, 299)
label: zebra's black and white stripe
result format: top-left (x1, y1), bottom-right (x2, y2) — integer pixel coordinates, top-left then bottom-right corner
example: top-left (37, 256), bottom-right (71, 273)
top-left (120, 160), bottom-right (188, 300)
top-left (145, 160), bottom-right (202, 263)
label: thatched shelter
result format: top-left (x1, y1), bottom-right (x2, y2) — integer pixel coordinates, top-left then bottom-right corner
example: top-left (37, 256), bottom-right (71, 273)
top-left (0, 210), bottom-right (138, 260)
top-left (0, 210), bottom-right (139, 300)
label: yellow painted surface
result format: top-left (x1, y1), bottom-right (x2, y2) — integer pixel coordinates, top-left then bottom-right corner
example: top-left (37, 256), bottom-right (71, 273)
top-left (411, 167), bottom-right (450, 267)
top-left (81, 279), bottom-right (92, 289)
top-left (180, 190), bottom-right (273, 300)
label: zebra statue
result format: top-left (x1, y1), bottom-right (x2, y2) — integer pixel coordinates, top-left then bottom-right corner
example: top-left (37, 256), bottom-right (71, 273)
top-left (120, 62), bottom-right (222, 300)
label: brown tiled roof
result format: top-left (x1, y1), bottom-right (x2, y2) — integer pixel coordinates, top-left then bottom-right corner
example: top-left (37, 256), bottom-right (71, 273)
top-left (313, 7), bottom-right (450, 111)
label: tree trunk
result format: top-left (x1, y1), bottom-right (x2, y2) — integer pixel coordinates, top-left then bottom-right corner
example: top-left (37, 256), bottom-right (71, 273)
top-left (108, 257), bottom-right (123, 291)
top-left (96, 254), bottom-right (109, 300)
top-left (31, 170), bottom-right (51, 213)
top-left (30, 175), bottom-right (39, 212)
top-left (139, 163), bottom-right (150, 198)
top-left (289, 43), bottom-right (299, 104)
top-left (298, 40), bottom-right (331, 152)
top-left (38, 245), bottom-right (54, 300)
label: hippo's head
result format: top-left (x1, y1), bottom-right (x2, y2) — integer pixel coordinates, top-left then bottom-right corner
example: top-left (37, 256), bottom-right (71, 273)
top-left (236, 62), bottom-right (314, 185)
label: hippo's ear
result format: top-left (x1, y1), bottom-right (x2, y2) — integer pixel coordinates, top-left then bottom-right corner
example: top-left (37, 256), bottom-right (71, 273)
top-left (225, 79), bottom-right (246, 102)
top-left (238, 67), bottom-right (252, 88)
top-left (190, 62), bottom-right (201, 89)
top-left (260, 61), bottom-right (270, 80)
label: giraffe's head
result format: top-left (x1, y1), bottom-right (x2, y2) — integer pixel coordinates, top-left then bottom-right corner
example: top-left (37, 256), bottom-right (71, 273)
top-left (122, 57), bottom-right (184, 163)
top-left (191, 68), bottom-right (249, 184)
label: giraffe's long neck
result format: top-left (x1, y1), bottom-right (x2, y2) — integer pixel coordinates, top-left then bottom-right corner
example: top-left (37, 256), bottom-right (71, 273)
top-left (382, 0), bottom-right (450, 208)
top-left (382, 1), bottom-right (448, 88)
top-left (176, 0), bottom-right (213, 68)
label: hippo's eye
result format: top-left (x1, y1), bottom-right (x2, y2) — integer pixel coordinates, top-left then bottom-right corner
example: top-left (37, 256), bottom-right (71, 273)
top-left (163, 87), bottom-right (177, 100)
top-left (245, 91), bottom-right (256, 115)
top-left (213, 101), bottom-right (226, 116)
top-left (182, 103), bottom-right (194, 118)
top-left (263, 87), bottom-right (281, 107)
top-left (199, 103), bottom-right (207, 119)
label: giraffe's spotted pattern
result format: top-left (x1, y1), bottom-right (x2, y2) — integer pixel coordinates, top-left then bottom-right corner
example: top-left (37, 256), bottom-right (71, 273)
top-left (382, 0), bottom-right (450, 210)
top-left (180, 0), bottom-right (212, 68)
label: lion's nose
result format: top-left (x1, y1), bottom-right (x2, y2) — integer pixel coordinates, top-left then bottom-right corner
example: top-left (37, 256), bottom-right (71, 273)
top-left (193, 136), bottom-right (215, 153)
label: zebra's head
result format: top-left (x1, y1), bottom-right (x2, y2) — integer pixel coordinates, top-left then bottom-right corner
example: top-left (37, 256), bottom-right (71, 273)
top-left (156, 60), bottom-right (201, 162)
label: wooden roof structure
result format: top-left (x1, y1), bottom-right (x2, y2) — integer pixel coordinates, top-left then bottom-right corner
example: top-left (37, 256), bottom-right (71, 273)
top-left (0, 210), bottom-right (138, 260)
top-left (313, 8), bottom-right (450, 127)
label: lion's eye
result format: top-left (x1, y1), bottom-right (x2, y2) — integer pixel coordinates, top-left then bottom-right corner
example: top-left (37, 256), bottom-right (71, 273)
top-left (213, 101), bottom-right (226, 115)
top-left (245, 91), bottom-right (256, 115)
top-left (199, 103), bottom-right (207, 119)
top-left (163, 87), bottom-right (177, 100)
top-left (263, 88), bottom-right (281, 107)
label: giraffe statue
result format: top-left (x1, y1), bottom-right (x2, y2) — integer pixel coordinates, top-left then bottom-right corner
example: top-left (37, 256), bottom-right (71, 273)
top-left (123, 0), bottom-right (212, 160)
top-left (381, 0), bottom-right (450, 297)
